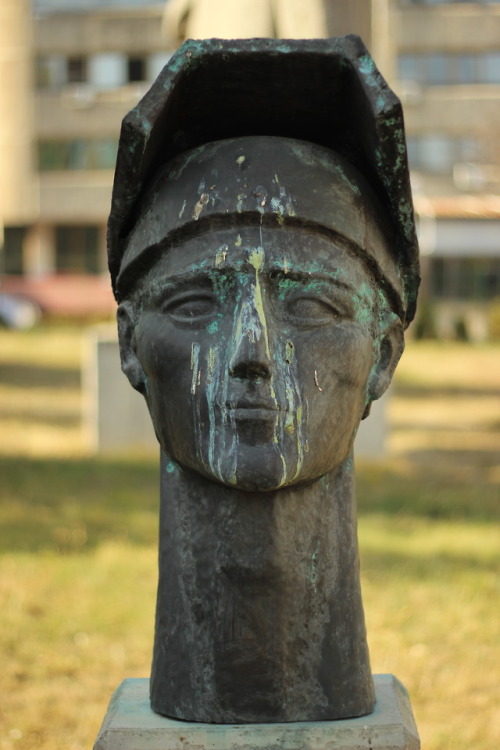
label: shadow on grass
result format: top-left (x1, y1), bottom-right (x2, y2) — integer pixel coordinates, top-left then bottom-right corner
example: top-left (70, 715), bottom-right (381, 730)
top-left (356, 455), bottom-right (499, 521)
top-left (395, 382), bottom-right (500, 398)
top-left (0, 409), bottom-right (81, 427)
top-left (1, 453), bottom-right (498, 555)
top-left (360, 545), bottom-right (498, 580)
top-left (0, 362), bottom-right (80, 389)
top-left (0, 454), bottom-right (158, 554)
top-left (402, 448), bottom-right (499, 469)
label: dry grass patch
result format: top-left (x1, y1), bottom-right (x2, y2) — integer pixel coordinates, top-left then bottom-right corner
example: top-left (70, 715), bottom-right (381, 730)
top-left (0, 328), bottom-right (498, 750)
top-left (0, 327), bottom-right (85, 457)
top-left (360, 518), bottom-right (499, 750)
top-left (394, 341), bottom-right (500, 390)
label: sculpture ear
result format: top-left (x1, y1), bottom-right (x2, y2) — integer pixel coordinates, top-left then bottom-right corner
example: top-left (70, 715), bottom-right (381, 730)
top-left (117, 302), bottom-right (147, 396)
top-left (362, 319), bottom-right (404, 420)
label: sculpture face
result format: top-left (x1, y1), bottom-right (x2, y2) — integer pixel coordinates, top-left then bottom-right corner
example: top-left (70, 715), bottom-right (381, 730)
top-left (122, 224), bottom-right (395, 491)
top-left (106, 42), bottom-right (418, 725)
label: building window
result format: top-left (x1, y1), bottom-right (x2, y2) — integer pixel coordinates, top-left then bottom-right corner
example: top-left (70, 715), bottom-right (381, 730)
top-left (484, 52), bottom-right (500, 84)
top-left (398, 54), bottom-right (422, 80)
top-left (406, 134), bottom-right (482, 174)
top-left (2, 227), bottom-right (26, 275)
top-left (431, 258), bottom-right (500, 300)
top-left (36, 55), bottom-right (66, 88)
top-left (55, 226), bottom-right (100, 274)
top-left (456, 54), bottom-right (478, 84)
top-left (38, 139), bottom-right (118, 171)
top-left (148, 52), bottom-right (173, 82)
top-left (426, 54), bottom-right (450, 85)
top-left (398, 51), bottom-right (500, 85)
top-left (88, 53), bottom-right (126, 89)
top-left (90, 139), bottom-right (118, 169)
top-left (36, 55), bottom-right (88, 88)
top-left (37, 52), bottom-right (167, 90)
top-left (67, 57), bottom-right (87, 84)
top-left (127, 56), bottom-right (147, 83)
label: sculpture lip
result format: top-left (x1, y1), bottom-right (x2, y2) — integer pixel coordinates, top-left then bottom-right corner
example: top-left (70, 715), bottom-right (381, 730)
top-left (219, 398), bottom-right (283, 421)
top-left (230, 407), bottom-right (279, 422)
top-left (224, 398), bottom-right (282, 411)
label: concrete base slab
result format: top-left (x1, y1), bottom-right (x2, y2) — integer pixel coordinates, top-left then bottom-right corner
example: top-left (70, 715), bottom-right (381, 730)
top-left (94, 674), bottom-right (420, 750)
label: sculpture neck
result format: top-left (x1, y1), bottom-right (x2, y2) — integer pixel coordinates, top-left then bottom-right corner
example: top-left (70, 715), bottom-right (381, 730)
top-left (151, 450), bottom-right (374, 723)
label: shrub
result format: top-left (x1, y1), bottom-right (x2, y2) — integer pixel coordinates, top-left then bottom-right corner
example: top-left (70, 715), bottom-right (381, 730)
top-left (414, 301), bottom-right (438, 340)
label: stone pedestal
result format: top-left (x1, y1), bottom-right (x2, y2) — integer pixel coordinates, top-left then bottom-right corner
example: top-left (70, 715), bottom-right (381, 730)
top-left (94, 674), bottom-right (419, 750)
top-left (83, 326), bottom-right (156, 453)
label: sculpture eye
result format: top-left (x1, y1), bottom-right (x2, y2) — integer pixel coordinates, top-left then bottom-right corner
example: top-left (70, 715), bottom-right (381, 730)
top-left (287, 296), bottom-right (341, 325)
top-left (163, 292), bottom-right (218, 323)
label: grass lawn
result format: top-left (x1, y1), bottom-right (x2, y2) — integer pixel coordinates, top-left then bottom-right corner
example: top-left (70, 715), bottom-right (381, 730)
top-left (0, 327), bottom-right (499, 750)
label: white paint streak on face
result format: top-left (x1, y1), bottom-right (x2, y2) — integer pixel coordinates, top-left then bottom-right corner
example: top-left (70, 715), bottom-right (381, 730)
top-left (192, 193), bottom-right (209, 221)
top-left (190, 245), bottom-right (307, 489)
top-left (204, 340), bottom-right (239, 485)
top-left (270, 197), bottom-right (284, 219)
top-left (215, 244), bottom-right (228, 267)
top-left (246, 248), bottom-right (271, 357)
top-left (282, 339), bottom-right (305, 483)
top-left (246, 247), bottom-right (289, 486)
top-left (314, 370), bottom-right (323, 392)
top-left (190, 342), bottom-right (200, 395)
top-left (205, 344), bottom-right (220, 478)
top-left (223, 394), bottom-right (239, 486)
top-left (190, 341), bottom-right (204, 468)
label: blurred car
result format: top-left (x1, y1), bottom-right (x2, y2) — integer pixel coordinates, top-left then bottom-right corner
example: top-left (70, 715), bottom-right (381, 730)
top-left (0, 292), bottom-right (41, 329)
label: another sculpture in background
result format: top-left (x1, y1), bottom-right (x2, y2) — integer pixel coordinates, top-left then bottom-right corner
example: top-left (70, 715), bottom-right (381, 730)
top-left (162, 0), bottom-right (327, 46)
top-left (108, 37), bottom-right (419, 724)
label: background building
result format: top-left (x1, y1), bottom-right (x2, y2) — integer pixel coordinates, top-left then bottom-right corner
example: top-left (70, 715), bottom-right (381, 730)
top-left (395, 0), bottom-right (500, 339)
top-left (1, 0), bottom-right (170, 316)
top-left (1, 0), bottom-right (499, 334)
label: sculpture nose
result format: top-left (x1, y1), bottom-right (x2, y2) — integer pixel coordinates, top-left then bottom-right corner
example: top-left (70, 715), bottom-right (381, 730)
top-left (229, 291), bottom-right (272, 381)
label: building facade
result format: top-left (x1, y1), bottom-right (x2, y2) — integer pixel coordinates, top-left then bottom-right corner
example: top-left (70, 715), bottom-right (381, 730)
top-left (1, 0), bottom-right (171, 315)
top-left (1, 0), bottom-right (499, 334)
top-left (393, 0), bottom-right (500, 338)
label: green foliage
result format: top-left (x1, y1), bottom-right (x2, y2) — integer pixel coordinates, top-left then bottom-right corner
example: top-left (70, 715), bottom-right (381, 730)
top-left (413, 300), bottom-right (438, 340)
top-left (1, 326), bottom-right (499, 750)
top-left (488, 297), bottom-right (500, 339)
top-left (454, 316), bottom-right (469, 342)
top-left (0, 455), bottom-right (158, 554)
top-left (356, 460), bottom-right (499, 522)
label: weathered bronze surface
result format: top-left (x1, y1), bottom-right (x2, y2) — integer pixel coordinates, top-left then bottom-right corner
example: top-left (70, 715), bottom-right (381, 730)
top-left (108, 37), bottom-right (419, 724)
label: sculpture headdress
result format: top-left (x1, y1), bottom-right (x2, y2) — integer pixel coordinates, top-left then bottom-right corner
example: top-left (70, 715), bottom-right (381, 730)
top-left (108, 36), bottom-right (419, 326)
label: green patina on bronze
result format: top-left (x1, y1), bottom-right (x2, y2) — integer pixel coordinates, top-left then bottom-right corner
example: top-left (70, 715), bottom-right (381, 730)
top-left (108, 36), bottom-right (419, 326)
top-left (110, 37), bottom-right (419, 727)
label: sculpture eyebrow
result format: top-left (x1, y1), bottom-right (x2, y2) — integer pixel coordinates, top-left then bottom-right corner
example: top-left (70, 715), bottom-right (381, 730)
top-left (153, 266), bottom-right (354, 290)
top-left (266, 266), bottom-right (354, 290)
top-left (121, 215), bottom-right (403, 320)
top-left (148, 268), bottom-right (236, 293)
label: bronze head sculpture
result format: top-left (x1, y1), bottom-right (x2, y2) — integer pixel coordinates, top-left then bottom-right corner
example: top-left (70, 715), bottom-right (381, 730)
top-left (108, 37), bottom-right (419, 724)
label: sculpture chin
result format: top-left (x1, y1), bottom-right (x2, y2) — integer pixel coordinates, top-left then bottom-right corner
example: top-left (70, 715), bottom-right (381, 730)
top-left (169, 439), bottom-right (307, 493)
top-left (164, 433), bottom-right (357, 494)
top-left (148, 388), bottom-right (361, 494)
